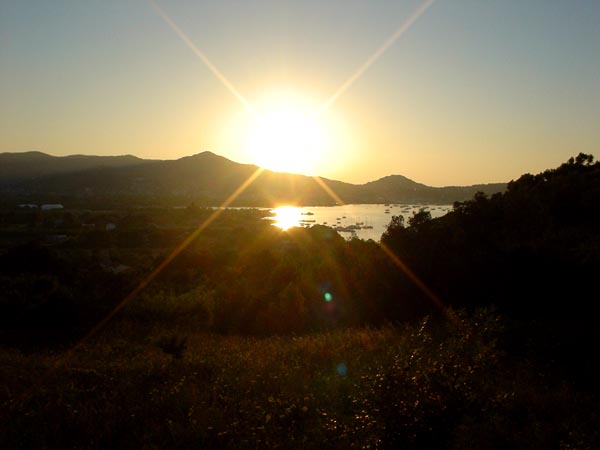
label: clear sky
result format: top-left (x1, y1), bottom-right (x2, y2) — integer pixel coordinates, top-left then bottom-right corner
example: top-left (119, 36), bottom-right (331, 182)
top-left (1, 0), bottom-right (599, 186)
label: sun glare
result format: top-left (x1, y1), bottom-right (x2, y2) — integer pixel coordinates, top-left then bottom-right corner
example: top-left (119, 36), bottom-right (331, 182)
top-left (231, 90), bottom-right (337, 175)
top-left (247, 92), bottom-right (326, 174)
top-left (222, 88), bottom-right (353, 178)
top-left (271, 206), bottom-right (303, 231)
top-left (248, 109), bottom-right (324, 174)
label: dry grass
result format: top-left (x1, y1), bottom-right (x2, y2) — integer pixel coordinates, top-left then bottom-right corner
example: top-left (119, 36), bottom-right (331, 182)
top-left (1, 310), bottom-right (598, 450)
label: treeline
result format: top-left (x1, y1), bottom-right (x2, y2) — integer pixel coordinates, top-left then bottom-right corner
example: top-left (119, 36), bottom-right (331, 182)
top-left (381, 152), bottom-right (600, 318)
top-left (0, 242), bottom-right (131, 347)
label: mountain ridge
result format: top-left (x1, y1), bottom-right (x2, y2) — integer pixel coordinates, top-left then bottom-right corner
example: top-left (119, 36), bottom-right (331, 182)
top-left (0, 151), bottom-right (153, 182)
top-left (0, 151), bottom-right (506, 206)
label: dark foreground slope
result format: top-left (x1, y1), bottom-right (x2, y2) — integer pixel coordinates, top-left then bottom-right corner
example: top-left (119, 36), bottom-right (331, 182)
top-left (0, 154), bottom-right (598, 449)
top-left (2, 311), bottom-right (598, 450)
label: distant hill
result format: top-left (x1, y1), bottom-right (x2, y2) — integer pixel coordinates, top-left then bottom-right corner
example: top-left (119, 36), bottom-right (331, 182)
top-left (364, 175), bottom-right (506, 204)
top-left (0, 151), bottom-right (153, 183)
top-left (0, 151), bottom-right (506, 206)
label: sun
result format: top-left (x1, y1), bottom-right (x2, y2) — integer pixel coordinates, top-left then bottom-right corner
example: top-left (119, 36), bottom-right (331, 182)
top-left (222, 88), bottom-right (353, 177)
top-left (243, 90), bottom-right (329, 174)
top-left (248, 109), bottom-right (323, 174)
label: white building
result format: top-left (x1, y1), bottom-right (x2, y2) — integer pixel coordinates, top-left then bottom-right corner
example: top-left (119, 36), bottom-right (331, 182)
top-left (41, 204), bottom-right (64, 211)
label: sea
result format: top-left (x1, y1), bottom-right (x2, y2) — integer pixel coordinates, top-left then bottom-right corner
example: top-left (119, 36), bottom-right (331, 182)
top-left (268, 204), bottom-right (453, 241)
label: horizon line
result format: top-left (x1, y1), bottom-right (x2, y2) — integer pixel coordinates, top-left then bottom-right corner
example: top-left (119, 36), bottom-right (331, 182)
top-left (0, 148), bottom-right (511, 188)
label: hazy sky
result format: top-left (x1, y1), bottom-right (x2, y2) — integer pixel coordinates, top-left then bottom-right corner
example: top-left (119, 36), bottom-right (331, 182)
top-left (1, 0), bottom-right (599, 185)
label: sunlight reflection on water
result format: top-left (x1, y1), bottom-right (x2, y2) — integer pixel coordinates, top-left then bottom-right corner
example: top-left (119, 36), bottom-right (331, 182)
top-left (269, 204), bottom-right (452, 240)
top-left (270, 206), bottom-right (303, 230)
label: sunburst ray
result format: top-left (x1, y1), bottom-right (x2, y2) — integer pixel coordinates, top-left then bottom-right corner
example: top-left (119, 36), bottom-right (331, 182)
top-left (148, 0), bottom-right (257, 115)
top-left (316, 0), bottom-right (435, 117)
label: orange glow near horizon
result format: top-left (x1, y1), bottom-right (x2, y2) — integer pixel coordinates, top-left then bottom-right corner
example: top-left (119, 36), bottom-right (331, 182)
top-left (147, 0), bottom-right (435, 181)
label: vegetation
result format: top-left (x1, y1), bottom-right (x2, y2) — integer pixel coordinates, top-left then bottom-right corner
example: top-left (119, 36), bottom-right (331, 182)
top-left (381, 152), bottom-right (600, 318)
top-left (0, 154), bottom-right (599, 448)
top-left (2, 309), bottom-right (598, 450)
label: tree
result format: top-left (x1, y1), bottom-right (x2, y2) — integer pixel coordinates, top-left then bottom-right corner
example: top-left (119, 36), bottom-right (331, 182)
top-left (408, 209), bottom-right (432, 230)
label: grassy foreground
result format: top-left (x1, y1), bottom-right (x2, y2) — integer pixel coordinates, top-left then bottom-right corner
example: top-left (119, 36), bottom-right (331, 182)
top-left (1, 309), bottom-right (598, 450)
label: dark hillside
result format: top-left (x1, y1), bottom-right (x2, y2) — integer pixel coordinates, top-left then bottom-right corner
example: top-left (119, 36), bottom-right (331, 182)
top-left (0, 151), bottom-right (151, 183)
top-left (381, 152), bottom-right (600, 318)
